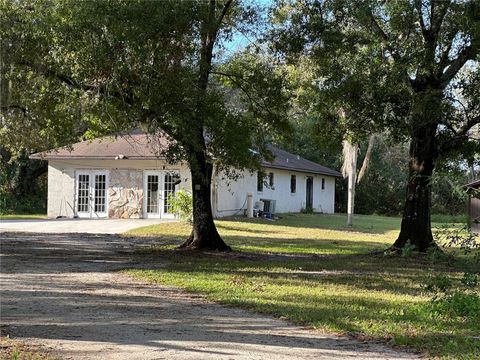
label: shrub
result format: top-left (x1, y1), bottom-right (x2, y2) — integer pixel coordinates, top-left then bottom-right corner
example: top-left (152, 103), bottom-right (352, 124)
top-left (423, 226), bottom-right (480, 320)
top-left (430, 292), bottom-right (480, 319)
top-left (300, 206), bottom-right (314, 214)
top-left (168, 189), bottom-right (193, 223)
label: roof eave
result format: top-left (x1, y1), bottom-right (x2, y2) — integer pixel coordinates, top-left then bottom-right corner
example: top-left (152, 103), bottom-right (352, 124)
top-left (29, 155), bottom-right (165, 161)
top-left (261, 163), bottom-right (342, 177)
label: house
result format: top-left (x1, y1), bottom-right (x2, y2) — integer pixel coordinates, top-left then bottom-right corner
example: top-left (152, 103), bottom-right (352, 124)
top-left (30, 132), bottom-right (341, 219)
top-left (464, 179), bottom-right (480, 233)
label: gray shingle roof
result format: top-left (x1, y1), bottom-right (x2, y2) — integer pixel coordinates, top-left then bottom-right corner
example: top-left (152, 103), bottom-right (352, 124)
top-left (31, 133), bottom-right (341, 177)
top-left (262, 145), bottom-right (342, 177)
top-left (30, 132), bottom-right (169, 160)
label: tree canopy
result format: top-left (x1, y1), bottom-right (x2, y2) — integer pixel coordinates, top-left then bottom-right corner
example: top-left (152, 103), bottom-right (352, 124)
top-left (272, 0), bottom-right (480, 251)
top-left (1, 0), bottom-right (291, 249)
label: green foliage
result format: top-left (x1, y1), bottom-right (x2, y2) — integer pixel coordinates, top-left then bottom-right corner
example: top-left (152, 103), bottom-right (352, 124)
top-left (421, 226), bottom-right (480, 323)
top-left (0, 151), bottom-right (47, 214)
top-left (271, 0), bottom-right (480, 246)
top-left (400, 240), bottom-right (416, 258)
top-left (168, 189), bottom-right (193, 223)
top-left (1, 0), bottom-right (290, 172)
top-left (300, 206), bottom-right (314, 214)
top-left (430, 292), bottom-right (480, 319)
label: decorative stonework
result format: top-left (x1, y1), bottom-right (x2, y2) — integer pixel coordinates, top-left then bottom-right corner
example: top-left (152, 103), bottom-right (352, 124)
top-left (108, 170), bottom-right (143, 219)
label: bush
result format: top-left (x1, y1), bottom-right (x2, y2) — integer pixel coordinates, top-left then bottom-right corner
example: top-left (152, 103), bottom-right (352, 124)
top-left (168, 189), bottom-right (193, 223)
top-left (300, 206), bottom-right (314, 214)
top-left (423, 226), bottom-right (480, 320)
top-left (430, 292), bottom-right (480, 319)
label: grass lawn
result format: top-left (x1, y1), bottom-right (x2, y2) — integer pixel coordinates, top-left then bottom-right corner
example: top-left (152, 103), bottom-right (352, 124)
top-left (124, 213), bottom-right (479, 359)
top-left (0, 213), bottom-right (46, 220)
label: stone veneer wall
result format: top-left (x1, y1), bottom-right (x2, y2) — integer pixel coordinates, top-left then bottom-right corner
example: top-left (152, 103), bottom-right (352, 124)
top-left (108, 169), bottom-right (143, 219)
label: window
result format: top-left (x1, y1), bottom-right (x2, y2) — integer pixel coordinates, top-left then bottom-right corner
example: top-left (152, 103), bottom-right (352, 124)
top-left (290, 175), bottom-right (296, 193)
top-left (146, 175), bottom-right (159, 214)
top-left (164, 172), bottom-right (179, 214)
top-left (268, 172), bottom-right (274, 188)
top-left (77, 174), bottom-right (90, 213)
top-left (321, 178), bottom-right (325, 190)
top-left (257, 171), bottom-right (264, 192)
top-left (94, 174), bottom-right (106, 212)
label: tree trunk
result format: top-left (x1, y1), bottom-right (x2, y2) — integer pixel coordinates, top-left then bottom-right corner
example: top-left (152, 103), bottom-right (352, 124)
top-left (393, 125), bottom-right (437, 252)
top-left (178, 0), bottom-right (233, 251)
top-left (347, 150), bottom-right (357, 227)
top-left (179, 153), bottom-right (231, 251)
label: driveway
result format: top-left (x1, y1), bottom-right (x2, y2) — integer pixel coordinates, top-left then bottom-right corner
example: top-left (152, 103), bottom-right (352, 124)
top-left (0, 218), bottom-right (172, 234)
top-left (0, 232), bottom-right (419, 360)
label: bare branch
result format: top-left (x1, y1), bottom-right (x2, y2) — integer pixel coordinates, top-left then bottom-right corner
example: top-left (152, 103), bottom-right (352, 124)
top-left (455, 114), bottom-right (480, 137)
top-left (439, 114), bottom-right (480, 156)
top-left (216, 0), bottom-right (234, 31)
top-left (437, 30), bottom-right (456, 68)
top-left (414, 0), bottom-right (430, 43)
top-left (440, 44), bottom-right (475, 87)
top-left (431, 0), bottom-right (451, 39)
top-left (357, 134), bottom-right (375, 183)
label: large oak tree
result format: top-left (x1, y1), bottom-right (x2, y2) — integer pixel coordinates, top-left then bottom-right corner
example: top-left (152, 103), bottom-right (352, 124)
top-left (1, 0), bottom-right (291, 250)
top-left (273, 0), bottom-right (480, 251)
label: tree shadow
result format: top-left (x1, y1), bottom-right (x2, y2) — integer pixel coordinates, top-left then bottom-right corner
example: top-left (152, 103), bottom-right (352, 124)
top-left (219, 213), bottom-right (402, 235)
top-left (0, 232), bottom-right (419, 359)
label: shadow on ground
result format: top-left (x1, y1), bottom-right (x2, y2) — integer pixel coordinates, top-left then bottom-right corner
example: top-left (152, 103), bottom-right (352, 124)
top-left (0, 232), bottom-right (418, 359)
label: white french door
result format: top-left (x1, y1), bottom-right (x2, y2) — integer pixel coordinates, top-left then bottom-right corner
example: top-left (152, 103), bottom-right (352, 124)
top-left (143, 170), bottom-right (179, 219)
top-left (75, 171), bottom-right (108, 218)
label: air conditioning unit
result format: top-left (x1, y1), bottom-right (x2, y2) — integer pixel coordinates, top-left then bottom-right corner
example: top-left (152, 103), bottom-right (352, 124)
top-left (260, 199), bottom-right (276, 214)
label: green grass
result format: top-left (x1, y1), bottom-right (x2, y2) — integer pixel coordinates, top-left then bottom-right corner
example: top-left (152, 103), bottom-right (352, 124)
top-left (124, 213), bottom-right (479, 359)
top-left (0, 213), bottom-right (46, 220)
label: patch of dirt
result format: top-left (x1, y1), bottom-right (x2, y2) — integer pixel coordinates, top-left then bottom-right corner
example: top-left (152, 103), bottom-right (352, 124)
top-left (0, 232), bottom-right (420, 359)
top-left (0, 336), bottom-right (56, 359)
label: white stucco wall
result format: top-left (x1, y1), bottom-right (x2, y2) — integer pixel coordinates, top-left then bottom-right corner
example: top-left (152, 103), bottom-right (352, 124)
top-left (47, 164), bottom-right (76, 218)
top-left (213, 168), bottom-right (336, 217)
top-left (47, 159), bottom-right (191, 219)
top-left (47, 159), bottom-right (336, 219)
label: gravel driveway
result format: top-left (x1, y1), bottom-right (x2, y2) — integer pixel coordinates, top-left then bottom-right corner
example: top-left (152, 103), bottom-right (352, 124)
top-left (0, 232), bottom-right (419, 359)
top-left (0, 218), bottom-right (172, 234)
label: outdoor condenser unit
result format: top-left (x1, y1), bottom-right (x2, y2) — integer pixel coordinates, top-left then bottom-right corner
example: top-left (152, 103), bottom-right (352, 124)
top-left (260, 199), bottom-right (276, 214)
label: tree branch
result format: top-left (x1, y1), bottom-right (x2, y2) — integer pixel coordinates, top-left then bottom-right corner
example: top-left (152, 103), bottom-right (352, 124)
top-left (19, 60), bottom-right (135, 105)
top-left (216, 0), bottom-right (234, 32)
top-left (365, 7), bottom-right (415, 88)
top-left (437, 30), bottom-right (456, 68)
top-left (430, 0), bottom-right (451, 40)
top-left (439, 114), bottom-right (480, 156)
top-left (414, 0), bottom-right (430, 43)
top-left (211, 70), bottom-right (281, 120)
top-left (440, 44), bottom-right (475, 87)
top-left (454, 114), bottom-right (480, 137)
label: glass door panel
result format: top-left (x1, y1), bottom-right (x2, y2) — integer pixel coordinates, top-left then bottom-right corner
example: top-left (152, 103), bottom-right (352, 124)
top-left (146, 174), bottom-right (160, 217)
top-left (77, 174), bottom-right (91, 216)
top-left (76, 171), bottom-right (108, 218)
top-left (94, 174), bottom-right (107, 216)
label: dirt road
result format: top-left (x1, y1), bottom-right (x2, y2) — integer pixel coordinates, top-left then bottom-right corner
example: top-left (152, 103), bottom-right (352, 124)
top-left (0, 232), bottom-right (419, 359)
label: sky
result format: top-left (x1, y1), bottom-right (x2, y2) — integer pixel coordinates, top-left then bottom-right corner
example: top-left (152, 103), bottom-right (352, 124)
top-left (223, 0), bottom-right (274, 56)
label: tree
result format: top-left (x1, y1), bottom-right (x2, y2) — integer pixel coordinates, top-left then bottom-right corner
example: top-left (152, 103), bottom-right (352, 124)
top-left (1, 0), bottom-right (290, 250)
top-left (273, 0), bottom-right (480, 251)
